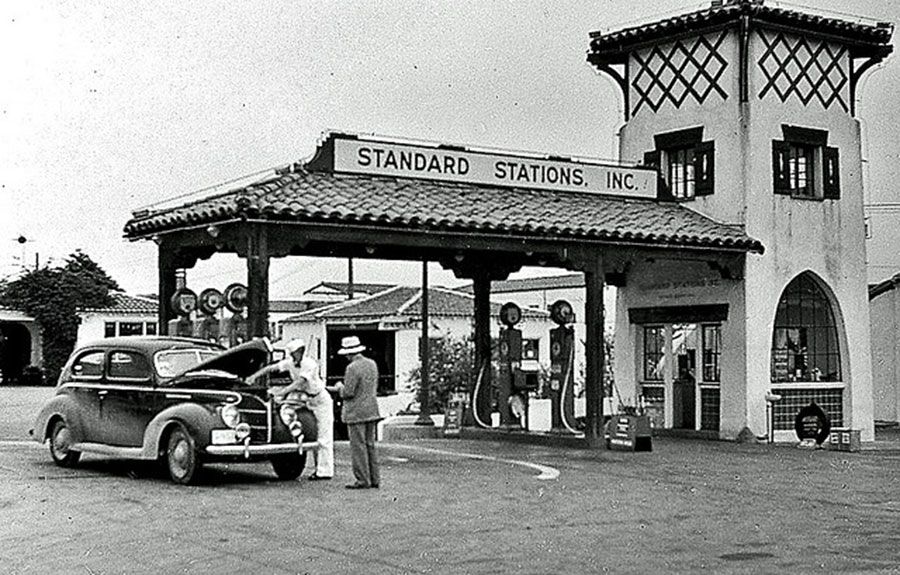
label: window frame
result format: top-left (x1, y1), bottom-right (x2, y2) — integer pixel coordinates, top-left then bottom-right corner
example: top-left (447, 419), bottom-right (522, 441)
top-left (773, 125), bottom-right (839, 200)
top-left (642, 325), bottom-right (666, 382)
top-left (107, 350), bottom-right (154, 383)
top-left (645, 127), bottom-right (714, 200)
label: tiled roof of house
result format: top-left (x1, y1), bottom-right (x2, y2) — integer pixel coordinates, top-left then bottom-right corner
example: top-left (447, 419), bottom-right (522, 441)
top-left (458, 273), bottom-right (585, 294)
top-left (284, 286), bottom-right (549, 323)
top-left (78, 292), bottom-right (159, 314)
top-left (588, 1), bottom-right (893, 65)
top-left (124, 168), bottom-right (762, 253)
top-left (303, 282), bottom-right (395, 296)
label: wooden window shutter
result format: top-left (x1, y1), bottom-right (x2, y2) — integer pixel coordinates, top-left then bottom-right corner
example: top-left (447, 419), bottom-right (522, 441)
top-left (823, 146), bottom-right (840, 199)
top-left (772, 140), bottom-right (791, 195)
top-left (694, 141), bottom-right (715, 196)
top-left (644, 150), bottom-right (671, 200)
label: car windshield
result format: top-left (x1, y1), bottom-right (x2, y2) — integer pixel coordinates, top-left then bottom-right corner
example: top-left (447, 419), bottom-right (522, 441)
top-left (154, 349), bottom-right (220, 378)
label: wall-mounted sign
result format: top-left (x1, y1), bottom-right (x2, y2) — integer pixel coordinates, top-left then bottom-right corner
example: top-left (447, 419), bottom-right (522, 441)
top-left (325, 133), bottom-right (657, 199)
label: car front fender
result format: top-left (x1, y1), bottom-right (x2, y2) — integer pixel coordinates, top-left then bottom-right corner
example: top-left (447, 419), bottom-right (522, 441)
top-left (32, 394), bottom-right (87, 445)
top-left (143, 403), bottom-right (219, 459)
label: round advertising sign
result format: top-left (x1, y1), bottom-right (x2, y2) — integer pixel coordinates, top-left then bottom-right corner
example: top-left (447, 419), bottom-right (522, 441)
top-left (549, 299), bottom-right (575, 326)
top-left (794, 402), bottom-right (831, 444)
top-left (198, 288), bottom-right (224, 316)
top-left (499, 302), bottom-right (522, 327)
top-left (223, 283), bottom-right (248, 313)
top-left (170, 288), bottom-right (198, 316)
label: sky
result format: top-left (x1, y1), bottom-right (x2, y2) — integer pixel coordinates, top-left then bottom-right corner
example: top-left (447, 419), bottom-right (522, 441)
top-left (3, 0), bottom-right (900, 298)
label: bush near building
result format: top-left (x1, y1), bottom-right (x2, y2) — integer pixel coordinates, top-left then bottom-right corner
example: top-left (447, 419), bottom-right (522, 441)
top-left (0, 252), bottom-right (119, 384)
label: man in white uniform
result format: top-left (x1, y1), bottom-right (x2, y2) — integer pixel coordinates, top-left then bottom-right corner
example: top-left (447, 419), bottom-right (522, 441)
top-left (248, 338), bottom-right (333, 480)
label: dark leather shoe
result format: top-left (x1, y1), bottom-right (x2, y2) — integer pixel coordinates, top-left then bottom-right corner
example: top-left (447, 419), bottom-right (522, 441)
top-left (345, 483), bottom-right (368, 489)
top-left (370, 484), bottom-right (380, 489)
top-left (308, 475), bottom-right (331, 481)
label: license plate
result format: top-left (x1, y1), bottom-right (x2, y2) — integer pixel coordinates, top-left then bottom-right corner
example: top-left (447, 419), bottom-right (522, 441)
top-left (211, 429), bottom-right (237, 445)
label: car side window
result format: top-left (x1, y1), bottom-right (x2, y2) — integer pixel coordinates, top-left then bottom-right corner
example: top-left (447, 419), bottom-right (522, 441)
top-left (108, 351), bottom-right (152, 382)
top-left (71, 351), bottom-right (105, 380)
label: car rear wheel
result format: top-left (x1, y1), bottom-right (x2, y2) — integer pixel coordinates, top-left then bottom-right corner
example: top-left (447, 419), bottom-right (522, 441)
top-left (271, 452), bottom-right (306, 480)
top-left (166, 424), bottom-right (202, 485)
top-left (49, 419), bottom-right (81, 467)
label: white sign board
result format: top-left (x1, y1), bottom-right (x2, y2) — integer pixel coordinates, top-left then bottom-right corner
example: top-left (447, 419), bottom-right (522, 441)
top-left (331, 137), bottom-right (657, 199)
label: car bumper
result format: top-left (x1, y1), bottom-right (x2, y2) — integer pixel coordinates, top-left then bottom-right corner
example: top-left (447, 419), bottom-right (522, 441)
top-left (205, 441), bottom-right (319, 456)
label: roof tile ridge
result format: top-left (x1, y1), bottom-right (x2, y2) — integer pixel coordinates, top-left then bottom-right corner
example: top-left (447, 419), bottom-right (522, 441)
top-left (396, 287), bottom-right (424, 315)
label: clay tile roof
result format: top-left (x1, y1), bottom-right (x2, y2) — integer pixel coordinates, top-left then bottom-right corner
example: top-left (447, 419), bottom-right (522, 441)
top-left (124, 169), bottom-right (763, 254)
top-left (78, 292), bottom-right (159, 314)
top-left (285, 286), bottom-right (548, 322)
top-left (588, 1), bottom-right (893, 65)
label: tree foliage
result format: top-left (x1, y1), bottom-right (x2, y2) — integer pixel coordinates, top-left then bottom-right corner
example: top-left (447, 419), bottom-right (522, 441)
top-left (0, 251), bottom-right (120, 384)
top-left (406, 335), bottom-right (475, 414)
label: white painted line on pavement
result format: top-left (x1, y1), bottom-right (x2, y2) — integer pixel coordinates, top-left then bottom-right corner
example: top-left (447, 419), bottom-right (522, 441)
top-left (385, 443), bottom-right (560, 480)
top-left (0, 440), bottom-right (42, 448)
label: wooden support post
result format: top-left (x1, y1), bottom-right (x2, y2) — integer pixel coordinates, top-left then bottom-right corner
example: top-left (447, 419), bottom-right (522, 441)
top-left (584, 252), bottom-right (606, 445)
top-left (246, 226), bottom-right (270, 339)
top-left (157, 245), bottom-right (177, 336)
top-left (472, 272), bottom-right (492, 427)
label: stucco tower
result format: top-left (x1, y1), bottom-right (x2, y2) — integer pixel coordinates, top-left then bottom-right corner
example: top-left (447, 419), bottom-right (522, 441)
top-left (589, 1), bottom-right (892, 441)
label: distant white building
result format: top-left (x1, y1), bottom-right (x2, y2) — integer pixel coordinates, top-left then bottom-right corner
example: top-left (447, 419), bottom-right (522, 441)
top-left (77, 292), bottom-right (160, 346)
top-left (869, 274), bottom-right (900, 425)
top-left (280, 285), bottom-right (553, 415)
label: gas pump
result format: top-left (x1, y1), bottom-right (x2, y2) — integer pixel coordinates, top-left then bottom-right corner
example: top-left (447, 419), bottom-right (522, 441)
top-left (168, 288), bottom-right (197, 337)
top-left (219, 283), bottom-right (248, 347)
top-left (549, 299), bottom-right (579, 434)
top-left (497, 302), bottom-right (537, 429)
top-left (193, 288), bottom-right (223, 342)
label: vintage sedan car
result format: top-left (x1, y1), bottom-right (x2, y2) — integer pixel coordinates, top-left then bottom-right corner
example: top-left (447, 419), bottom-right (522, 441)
top-left (32, 337), bottom-right (318, 484)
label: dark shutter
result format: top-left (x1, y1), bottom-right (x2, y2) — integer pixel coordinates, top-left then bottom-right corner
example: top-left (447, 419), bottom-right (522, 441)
top-left (823, 146), bottom-right (840, 199)
top-left (694, 140), bottom-right (715, 196)
top-left (644, 150), bottom-right (671, 200)
top-left (772, 140), bottom-right (791, 195)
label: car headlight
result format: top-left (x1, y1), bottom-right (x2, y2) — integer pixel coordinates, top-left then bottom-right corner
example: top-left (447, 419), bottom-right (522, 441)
top-left (220, 404), bottom-right (241, 428)
top-left (279, 404), bottom-right (298, 426)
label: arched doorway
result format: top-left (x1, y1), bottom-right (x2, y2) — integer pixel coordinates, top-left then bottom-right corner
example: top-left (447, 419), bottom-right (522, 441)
top-left (770, 272), bottom-right (844, 431)
top-left (0, 322), bottom-right (33, 385)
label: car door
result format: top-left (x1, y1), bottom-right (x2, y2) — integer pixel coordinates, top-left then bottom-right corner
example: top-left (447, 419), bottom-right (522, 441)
top-left (65, 349), bottom-right (107, 443)
top-left (96, 350), bottom-right (156, 447)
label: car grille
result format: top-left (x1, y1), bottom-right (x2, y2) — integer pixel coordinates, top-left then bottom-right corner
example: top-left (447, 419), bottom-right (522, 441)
top-left (237, 395), bottom-right (272, 443)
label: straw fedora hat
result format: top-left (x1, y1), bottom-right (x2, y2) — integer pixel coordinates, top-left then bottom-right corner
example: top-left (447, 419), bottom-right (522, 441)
top-left (337, 336), bottom-right (366, 355)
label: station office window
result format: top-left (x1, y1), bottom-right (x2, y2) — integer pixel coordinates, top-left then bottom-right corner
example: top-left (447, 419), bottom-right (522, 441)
top-left (773, 125), bottom-right (840, 200)
top-left (701, 325), bottom-right (721, 383)
top-left (644, 126), bottom-right (714, 200)
top-left (643, 326), bottom-right (666, 381)
top-left (770, 273), bottom-right (841, 383)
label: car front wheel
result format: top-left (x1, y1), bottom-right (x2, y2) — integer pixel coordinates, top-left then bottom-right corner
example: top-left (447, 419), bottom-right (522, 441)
top-left (271, 452), bottom-right (306, 480)
top-left (49, 419), bottom-right (81, 467)
top-left (166, 424), bottom-right (202, 485)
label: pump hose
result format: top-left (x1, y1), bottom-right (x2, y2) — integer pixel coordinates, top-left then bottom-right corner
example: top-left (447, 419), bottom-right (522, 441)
top-left (559, 337), bottom-right (581, 434)
top-left (471, 360), bottom-right (491, 428)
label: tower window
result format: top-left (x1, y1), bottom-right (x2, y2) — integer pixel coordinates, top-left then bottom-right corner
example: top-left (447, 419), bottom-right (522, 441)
top-left (644, 126), bottom-right (714, 200)
top-left (773, 125), bottom-right (840, 200)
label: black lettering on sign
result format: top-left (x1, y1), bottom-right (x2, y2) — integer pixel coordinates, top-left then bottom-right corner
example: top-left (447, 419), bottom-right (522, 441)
top-left (357, 147), bottom-right (371, 166)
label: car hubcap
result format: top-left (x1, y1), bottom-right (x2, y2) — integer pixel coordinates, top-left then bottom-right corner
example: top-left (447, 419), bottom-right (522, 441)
top-left (170, 437), bottom-right (190, 476)
top-left (53, 426), bottom-right (71, 457)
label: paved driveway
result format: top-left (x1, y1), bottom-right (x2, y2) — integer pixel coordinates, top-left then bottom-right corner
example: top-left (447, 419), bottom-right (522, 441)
top-left (2, 386), bottom-right (900, 574)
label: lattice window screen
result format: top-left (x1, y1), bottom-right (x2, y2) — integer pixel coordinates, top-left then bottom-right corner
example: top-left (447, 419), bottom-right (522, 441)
top-left (757, 31), bottom-right (849, 112)
top-left (630, 31), bottom-right (729, 117)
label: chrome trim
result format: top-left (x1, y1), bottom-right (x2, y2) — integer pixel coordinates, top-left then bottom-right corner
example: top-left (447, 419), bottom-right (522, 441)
top-left (205, 441), bottom-right (318, 456)
top-left (62, 382), bottom-right (242, 402)
top-left (266, 398), bottom-right (273, 443)
top-left (72, 442), bottom-right (147, 459)
top-left (165, 393), bottom-right (192, 400)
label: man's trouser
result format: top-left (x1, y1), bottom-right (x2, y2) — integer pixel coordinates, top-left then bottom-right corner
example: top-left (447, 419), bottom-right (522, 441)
top-left (348, 421), bottom-right (379, 487)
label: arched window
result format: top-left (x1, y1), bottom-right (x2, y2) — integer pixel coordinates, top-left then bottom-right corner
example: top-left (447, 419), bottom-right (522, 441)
top-left (770, 273), bottom-right (841, 383)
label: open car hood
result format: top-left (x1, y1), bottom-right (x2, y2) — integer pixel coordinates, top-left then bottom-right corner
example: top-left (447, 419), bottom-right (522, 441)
top-left (171, 338), bottom-right (272, 382)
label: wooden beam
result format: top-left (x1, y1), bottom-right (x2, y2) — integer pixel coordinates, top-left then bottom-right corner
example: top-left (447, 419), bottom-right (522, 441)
top-left (472, 271), bottom-right (493, 427)
top-left (157, 243), bottom-right (178, 336)
top-left (246, 226), bottom-right (270, 338)
top-left (584, 252), bottom-right (606, 445)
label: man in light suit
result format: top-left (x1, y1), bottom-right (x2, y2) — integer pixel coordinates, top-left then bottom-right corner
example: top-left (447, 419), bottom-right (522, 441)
top-left (333, 336), bottom-right (382, 489)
